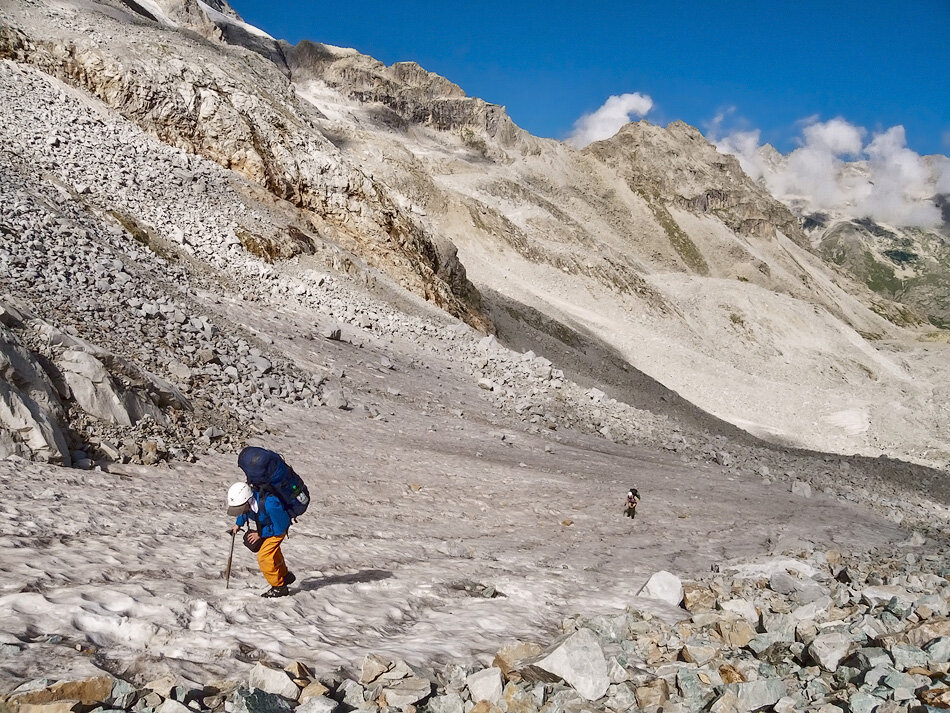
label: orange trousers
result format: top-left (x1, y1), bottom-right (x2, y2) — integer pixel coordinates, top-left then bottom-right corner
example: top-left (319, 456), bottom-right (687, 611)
top-left (256, 535), bottom-right (289, 587)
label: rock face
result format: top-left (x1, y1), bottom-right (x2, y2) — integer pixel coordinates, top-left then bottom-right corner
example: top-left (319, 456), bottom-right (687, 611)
top-left (587, 120), bottom-right (807, 246)
top-left (0, 323), bottom-right (70, 464)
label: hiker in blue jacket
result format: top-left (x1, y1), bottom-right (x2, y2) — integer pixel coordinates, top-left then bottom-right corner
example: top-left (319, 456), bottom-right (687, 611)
top-left (227, 481), bottom-right (296, 598)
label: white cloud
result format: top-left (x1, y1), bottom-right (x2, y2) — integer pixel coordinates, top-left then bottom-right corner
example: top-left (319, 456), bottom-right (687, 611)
top-left (714, 116), bottom-right (947, 227)
top-left (566, 92), bottom-right (654, 148)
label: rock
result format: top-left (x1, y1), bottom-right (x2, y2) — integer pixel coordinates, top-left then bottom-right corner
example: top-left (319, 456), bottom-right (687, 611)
top-left (921, 687), bottom-right (950, 709)
top-left (320, 326), bottom-right (342, 341)
top-left (791, 480), bottom-right (812, 498)
top-left (294, 696), bottom-right (337, 713)
top-left (847, 692), bottom-right (884, 713)
top-left (516, 628), bottom-right (610, 701)
top-left (15, 702), bottom-right (82, 713)
top-left (637, 570), bottom-right (683, 606)
top-left (109, 680), bottom-right (136, 709)
top-left (683, 584), bottom-right (717, 612)
top-left (714, 451), bottom-right (732, 467)
top-left (7, 676), bottom-right (116, 707)
top-left (477, 379), bottom-right (495, 391)
top-left (708, 691), bottom-right (743, 713)
top-left (889, 644), bottom-right (928, 671)
top-left (861, 586), bottom-right (915, 608)
top-left (845, 648), bottom-right (893, 671)
top-left (635, 679), bottom-right (669, 708)
top-left (493, 642), bottom-right (544, 675)
top-left (248, 662), bottom-right (300, 700)
top-left (360, 654), bottom-right (392, 684)
top-left (721, 679), bottom-right (786, 711)
top-left (426, 693), bottom-right (464, 713)
top-left (717, 618), bottom-right (758, 647)
top-left (719, 599), bottom-right (758, 622)
top-left (321, 389), bottom-right (349, 410)
top-left (681, 640), bottom-right (719, 666)
top-left (809, 632), bottom-right (855, 671)
top-left (500, 683), bottom-right (537, 713)
top-left (226, 688), bottom-right (296, 713)
top-left (381, 676), bottom-right (431, 708)
top-left (156, 700), bottom-right (192, 713)
top-left (465, 668), bottom-right (503, 705)
top-left (58, 349), bottom-right (165, 426)
top-left (924, 637), bottom-right (950, 663)
top-left (298, 682), bottom-right (330, 704)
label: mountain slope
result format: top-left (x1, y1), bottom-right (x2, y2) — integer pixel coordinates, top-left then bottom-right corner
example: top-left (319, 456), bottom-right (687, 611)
top-left (1, 0), bottom-right (948, 469)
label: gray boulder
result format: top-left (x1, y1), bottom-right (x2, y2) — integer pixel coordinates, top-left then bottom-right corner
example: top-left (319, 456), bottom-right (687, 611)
top-left (809, 632), bottom-right (855, 671)
top-left (720, 679), bottom-right (786, 711)
top-left (226, 689), bottom-right (296, 713)
top-left (516, 628), bottom-right (609, 701)
top-left (638, 570), bottom-right (683, 606)
top-left (381, 676), bottom-right (431, 708)
top-left (58, 349), bottom-right (165, 426)
top-left (465, 667), bottom-right (503, 705)
top-left (248, 663), bottom-right (300, 700)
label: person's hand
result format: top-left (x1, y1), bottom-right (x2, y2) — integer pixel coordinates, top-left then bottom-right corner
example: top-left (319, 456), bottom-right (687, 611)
top-left (227, 524), bottom-right (240, 535)
top-left (245, 531), bottom-right (261, 546)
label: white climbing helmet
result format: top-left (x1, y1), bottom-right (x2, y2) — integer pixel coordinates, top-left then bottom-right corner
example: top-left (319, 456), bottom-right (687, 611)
top-left (227, 481), bottom-right (253, 514)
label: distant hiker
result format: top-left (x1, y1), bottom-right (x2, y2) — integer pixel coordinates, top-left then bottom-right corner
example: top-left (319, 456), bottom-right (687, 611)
top-left (624, 488), bottom-right (640, 519)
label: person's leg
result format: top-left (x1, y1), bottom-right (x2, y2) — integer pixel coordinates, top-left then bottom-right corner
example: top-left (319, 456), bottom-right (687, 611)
top-left (256, 536), bottom-right (288, 586)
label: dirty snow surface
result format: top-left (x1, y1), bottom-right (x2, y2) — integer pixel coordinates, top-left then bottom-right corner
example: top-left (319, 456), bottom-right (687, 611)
top-left (0, 386), bottom-right (907, 690)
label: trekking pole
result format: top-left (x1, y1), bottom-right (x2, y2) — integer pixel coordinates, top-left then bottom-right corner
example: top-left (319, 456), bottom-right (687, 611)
top-left (225, 530), bottom-right (236, 589)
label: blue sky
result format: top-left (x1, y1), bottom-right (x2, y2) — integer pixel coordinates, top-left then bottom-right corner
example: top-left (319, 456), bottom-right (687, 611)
top-left (231, 0), bottom-right (949, 156)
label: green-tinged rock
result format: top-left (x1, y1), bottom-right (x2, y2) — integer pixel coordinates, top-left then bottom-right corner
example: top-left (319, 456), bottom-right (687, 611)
top-left (719, 679), bottom-right (786, 711)
top-left (675, 670), bottom-right (715, 709)
top-left (426, 693), bottom-right (463, 713)
top-left (108, 680), bottom-right (137, 710)
top-left (847, 691), bottom-right (884, 713)
top-left (924, 637), bottom-right (950, 664)
top-left (602, 683), bottom-right (637, 713)
top-left (889, 644), bottom-right (928, 671)
top-left (225, 689), bottom-right (295, 713)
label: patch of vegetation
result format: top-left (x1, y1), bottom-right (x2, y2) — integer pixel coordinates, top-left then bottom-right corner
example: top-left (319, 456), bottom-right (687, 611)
top-left (882, 249), bottom-right (918, 266)
top-left (863, 250), bottom-right (903, 296)
top-left (644, 198), bottom-right (709, 275)
top-left (736, 276), bottom-right (749, 283)
top-left (729, 312), bottom-right (745, 327)
top-left (854, 217), bottom-right (898, 241)
top-left (927, 315), bottom-right (949, 330)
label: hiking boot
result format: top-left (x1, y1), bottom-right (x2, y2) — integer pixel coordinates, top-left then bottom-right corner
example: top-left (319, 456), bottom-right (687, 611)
top-left (284, 572), bottom-right (296, 586)
top-left (261, 585), bottom-right (289, 598)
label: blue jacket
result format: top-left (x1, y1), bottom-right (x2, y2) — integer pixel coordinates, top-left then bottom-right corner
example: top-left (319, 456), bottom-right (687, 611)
top-left (235, 491), bottom-right (290, 538)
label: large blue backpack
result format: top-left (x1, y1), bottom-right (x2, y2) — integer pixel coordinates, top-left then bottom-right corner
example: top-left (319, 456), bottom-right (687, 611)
top-left (238, 447), bottom-right (310, 520)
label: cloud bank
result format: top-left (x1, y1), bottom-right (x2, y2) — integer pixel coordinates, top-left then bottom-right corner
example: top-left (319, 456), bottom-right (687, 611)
top-left (713, 116), bottom-right (950, 227)
top-left (566, 93), bottom-right (653, 148)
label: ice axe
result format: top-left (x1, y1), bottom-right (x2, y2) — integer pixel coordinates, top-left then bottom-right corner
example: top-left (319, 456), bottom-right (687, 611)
top-left (225, 530), bottom-right (236, 588)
